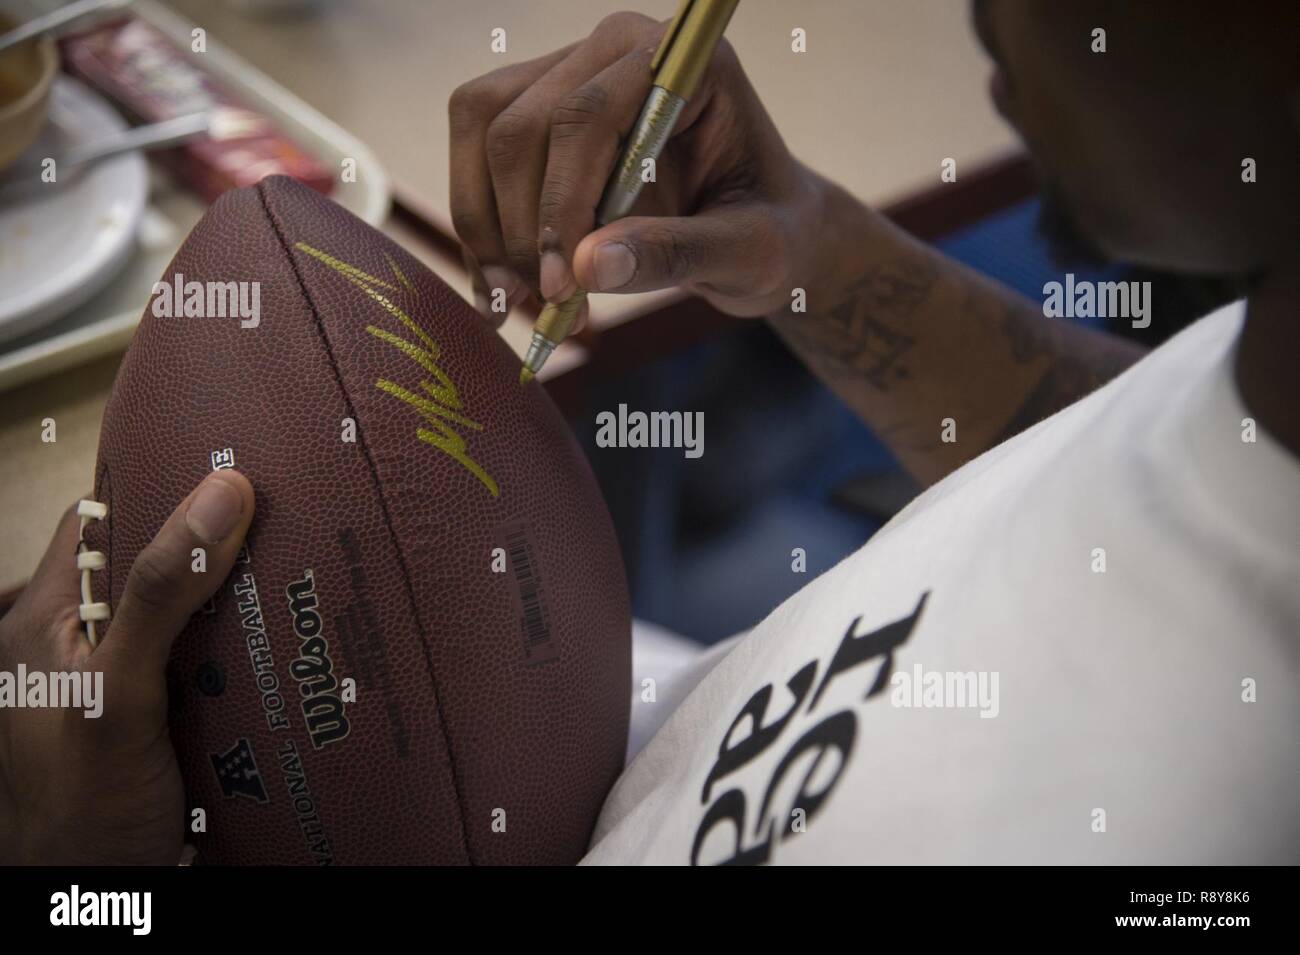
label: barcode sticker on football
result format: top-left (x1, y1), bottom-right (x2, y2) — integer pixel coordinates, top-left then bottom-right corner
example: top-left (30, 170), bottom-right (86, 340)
top-left (496, 521), bottom-right (558, 666)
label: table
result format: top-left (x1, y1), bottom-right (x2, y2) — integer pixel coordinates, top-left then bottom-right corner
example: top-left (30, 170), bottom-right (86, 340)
top-left (0, 0), bottom-right (1018, 593)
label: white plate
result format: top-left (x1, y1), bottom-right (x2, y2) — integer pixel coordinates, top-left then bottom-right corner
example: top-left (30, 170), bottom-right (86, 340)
top-left (0, 0), bottom-right (389, 392)
top-left (0, 76), bottom-right (148, 345)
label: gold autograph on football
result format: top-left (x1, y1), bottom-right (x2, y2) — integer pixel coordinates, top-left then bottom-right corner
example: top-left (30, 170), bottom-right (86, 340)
top-left (295, 242), bottom-right (499, 498)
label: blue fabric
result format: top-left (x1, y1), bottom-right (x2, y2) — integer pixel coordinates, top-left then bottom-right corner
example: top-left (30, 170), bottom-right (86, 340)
top-left (626, 197), bottom-right (1126, 642)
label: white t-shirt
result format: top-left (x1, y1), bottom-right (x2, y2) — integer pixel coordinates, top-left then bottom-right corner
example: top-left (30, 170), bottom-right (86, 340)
top-left (585, 302), bottom-right (1300, 865)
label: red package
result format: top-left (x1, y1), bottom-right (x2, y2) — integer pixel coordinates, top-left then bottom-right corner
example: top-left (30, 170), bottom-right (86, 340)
top-left (60, 17), bottom-right (334, 202)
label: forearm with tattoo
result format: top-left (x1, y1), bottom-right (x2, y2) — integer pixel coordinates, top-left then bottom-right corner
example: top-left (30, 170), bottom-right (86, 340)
top-left (769, 176), bottom-right (1147, 487)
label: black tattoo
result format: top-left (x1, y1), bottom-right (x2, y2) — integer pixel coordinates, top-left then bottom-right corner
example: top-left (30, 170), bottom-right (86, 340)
top-left (1000, 305), bottom-right (1057, 364)
top-left (774, 260), bottom-right (937, 391)
top-left (992, 343), bottom-right (1139, 446)
top-left (955, 274), bottom-right (1057, 366)
top-left (771, 239), bottom-right (1145, 481)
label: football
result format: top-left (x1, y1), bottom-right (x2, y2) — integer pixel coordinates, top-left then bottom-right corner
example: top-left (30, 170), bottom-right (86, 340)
top-left (84, 176), bottom-right (631, 865)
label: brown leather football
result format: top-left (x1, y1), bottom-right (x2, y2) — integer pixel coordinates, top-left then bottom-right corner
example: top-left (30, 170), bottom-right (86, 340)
top-left (85, 176), bottom-right (631, 865)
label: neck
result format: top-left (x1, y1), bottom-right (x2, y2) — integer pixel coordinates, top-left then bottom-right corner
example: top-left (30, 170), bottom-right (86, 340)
top-left (1235, 257), bottom-right (1300, 461)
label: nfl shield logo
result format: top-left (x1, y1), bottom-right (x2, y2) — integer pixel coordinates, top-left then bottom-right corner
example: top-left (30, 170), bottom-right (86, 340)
top-left (210, 738), bottom-right (270, 803)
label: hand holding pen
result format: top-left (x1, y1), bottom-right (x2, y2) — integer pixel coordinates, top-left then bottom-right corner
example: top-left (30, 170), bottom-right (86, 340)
top-left (520, 0), bottom-right (738, 383)
top-left (447, 4), bottom-right (828, 379)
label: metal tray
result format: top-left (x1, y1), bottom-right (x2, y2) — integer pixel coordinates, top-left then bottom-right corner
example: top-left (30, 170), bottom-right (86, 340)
top-left (0, 0), bottom-right (390, 393)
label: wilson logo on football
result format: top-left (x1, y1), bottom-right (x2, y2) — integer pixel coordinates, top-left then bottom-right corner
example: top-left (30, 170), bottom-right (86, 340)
top-left (285, 570), bottom-right (351, 749)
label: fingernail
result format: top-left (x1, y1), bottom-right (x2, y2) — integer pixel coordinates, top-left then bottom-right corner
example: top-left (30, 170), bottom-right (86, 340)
top-left (540, 251), bottom-right (575, 302)
top-left (186, 476), bottom-right (243, 543)
top-left (482, 265), bottom-right (520, 302)
top-left (593, 242), bottom-right (637, 290)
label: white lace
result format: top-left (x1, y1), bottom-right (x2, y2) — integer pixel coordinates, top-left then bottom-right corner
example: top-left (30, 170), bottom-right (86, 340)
top-left (76, 499), bottom-right (109, 648)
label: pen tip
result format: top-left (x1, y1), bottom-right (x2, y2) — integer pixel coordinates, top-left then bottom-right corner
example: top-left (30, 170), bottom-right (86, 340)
top-left (519, 367), bottom-right (534, 386)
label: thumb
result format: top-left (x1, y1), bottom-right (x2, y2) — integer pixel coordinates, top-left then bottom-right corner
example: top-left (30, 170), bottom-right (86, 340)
top-left (572, 203), bottom-right (786, 299)
top-left (101, 469), bottom-right (255, 679)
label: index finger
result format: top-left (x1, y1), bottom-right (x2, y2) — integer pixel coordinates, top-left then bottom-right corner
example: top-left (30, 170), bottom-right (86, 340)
top-left (448, 44), bottom-right (578, 301)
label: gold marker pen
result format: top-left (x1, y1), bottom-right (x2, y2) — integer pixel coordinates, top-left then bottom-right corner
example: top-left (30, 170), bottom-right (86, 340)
top-left (519, 0), bottom-right (740, 385)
